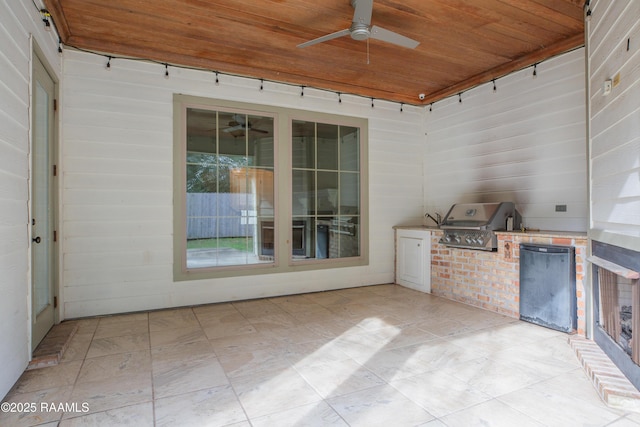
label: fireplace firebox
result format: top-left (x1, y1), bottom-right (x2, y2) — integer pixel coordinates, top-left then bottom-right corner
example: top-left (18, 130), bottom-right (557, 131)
top-left (591, 241), bottom-right (640, 390)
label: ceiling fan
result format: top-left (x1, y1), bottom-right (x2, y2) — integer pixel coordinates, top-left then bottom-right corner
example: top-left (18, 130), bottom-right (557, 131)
top-left (297, 0), bottom-right (419, 49)
top-left (223, 115), bottom-right (269, 136)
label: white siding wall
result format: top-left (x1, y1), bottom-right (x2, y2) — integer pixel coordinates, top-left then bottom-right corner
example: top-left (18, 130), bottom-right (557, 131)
top-left (61, 50), bottom-right (425, 318)
top-left (424, 49), bottom-right (587, 232)
top-left (588, 0), bottom-right (640, 251)
top-left (0, 1), bottom-right (61, 399)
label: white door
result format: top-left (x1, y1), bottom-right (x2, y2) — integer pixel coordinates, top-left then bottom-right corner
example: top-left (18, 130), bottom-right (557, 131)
top-left (31, 54), bottom-right (57, 350)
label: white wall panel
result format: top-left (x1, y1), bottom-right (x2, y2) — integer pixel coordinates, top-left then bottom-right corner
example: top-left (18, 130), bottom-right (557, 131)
top-left (61, 49), bottom-right (425, 318)
top-left (424, 49), bottom-right (587, 232)
top-left (0, 0), bottom-right (62, 401)
top-left (588, 0), bottom-right (640, 249)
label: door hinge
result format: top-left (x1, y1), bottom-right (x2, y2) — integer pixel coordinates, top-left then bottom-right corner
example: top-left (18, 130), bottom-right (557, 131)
top-left (53, 296), bottom-right (57, 308)
top-left (53, 230), bottom-right (57, 242)
top-left (53, 165), bottom-right (57, 176)
top-left (53, 99), bottom-right (57, 111)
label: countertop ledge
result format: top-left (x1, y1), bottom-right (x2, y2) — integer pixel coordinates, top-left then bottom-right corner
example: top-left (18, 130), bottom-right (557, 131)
top-left (394, 225), bottom-right (587, 239)
top-left (495, 230), bottom-right (587, 239)
top-left (393, 225), bottom-right (440, 231)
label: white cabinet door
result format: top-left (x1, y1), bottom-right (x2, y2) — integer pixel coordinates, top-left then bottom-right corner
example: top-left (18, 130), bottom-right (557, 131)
top-left (396, 229), bottom-right (431, 293)
top-left (399, 236), bottom-right (423, 284)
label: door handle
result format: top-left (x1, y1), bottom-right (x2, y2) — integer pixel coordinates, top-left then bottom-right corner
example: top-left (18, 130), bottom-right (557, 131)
top-left (32, 236), bottom-right (41, 244)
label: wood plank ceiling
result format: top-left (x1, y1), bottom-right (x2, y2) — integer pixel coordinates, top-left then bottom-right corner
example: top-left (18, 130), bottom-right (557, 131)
top-left (44, 0), bottom-right (586, 105)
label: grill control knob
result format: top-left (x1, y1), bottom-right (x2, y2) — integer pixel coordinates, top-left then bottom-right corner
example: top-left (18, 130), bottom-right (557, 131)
top-left (454, 236), bottom-right (461, 244)
top-left (476, 237), bottom-right (484, 245)
top-left (444, 234), bottom-right (452, 242)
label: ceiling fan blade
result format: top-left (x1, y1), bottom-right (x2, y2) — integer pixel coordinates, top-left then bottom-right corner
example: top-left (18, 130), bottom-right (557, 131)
top-left (297, 28), bottom-right (351, 48)
top-left (232, 114), bottom-right (246, 125)
top-left (223, 124), bottom-right (243, 133)
top-left (352, 0), bottom-right (373, 26)
top-left (370, 25), bottom-right (420, 49)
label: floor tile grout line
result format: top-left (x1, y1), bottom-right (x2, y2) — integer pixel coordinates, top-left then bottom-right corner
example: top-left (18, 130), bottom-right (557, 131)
top-left (60, 316), bottom-right (99, 422)
top-left (147, 310), bottom-right (157, 426)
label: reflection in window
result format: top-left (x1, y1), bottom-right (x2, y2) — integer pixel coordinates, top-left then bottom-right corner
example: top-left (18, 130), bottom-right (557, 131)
top-left (292, 121), bottom-right (360, 260)
top-left (185, 108), bottom-right (274, 268)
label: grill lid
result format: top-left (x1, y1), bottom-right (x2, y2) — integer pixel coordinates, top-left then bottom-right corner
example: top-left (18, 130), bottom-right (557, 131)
top-left (438, 202), bottom-right (519, 251)
top-left (440, 202), bottom-right (515, 230)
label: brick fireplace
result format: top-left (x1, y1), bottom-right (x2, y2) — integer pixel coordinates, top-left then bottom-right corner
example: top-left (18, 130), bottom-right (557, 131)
top-left (591, 241), bottom-right (640, 390)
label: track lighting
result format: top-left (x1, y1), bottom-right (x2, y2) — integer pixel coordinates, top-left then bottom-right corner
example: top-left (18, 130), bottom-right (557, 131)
top-left (164, 63), bottom-right (169, 79)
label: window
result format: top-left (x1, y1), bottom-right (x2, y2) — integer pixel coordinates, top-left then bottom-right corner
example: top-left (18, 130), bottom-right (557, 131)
top-left (174, 95), bottom-right (368, 280)
top-left (184, 108), bottom-right (275, 269)
top-left (292, 120), bottom-right (360, 260)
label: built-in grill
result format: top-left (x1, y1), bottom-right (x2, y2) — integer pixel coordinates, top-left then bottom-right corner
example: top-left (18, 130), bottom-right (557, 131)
top-left (439, 202), bottom-right (521, 251)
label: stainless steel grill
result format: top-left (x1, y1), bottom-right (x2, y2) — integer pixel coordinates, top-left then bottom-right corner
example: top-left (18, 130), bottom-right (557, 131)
top-left (438, 202), bottom-right (520, 251)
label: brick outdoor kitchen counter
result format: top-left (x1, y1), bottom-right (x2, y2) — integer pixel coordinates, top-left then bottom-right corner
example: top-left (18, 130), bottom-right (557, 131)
top-left (394, 226), bottom-right (588, 336)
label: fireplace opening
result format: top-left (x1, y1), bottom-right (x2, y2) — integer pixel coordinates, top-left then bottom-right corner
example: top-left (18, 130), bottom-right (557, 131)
top-left (591, 241), bottom-right (640, 390)
top-left (622, 304), bottom-right (633, 356)
top-left (598, 268), bottom-right (638, 360)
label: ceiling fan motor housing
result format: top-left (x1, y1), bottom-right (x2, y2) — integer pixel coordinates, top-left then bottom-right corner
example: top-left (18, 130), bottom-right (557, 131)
top-left (350, 23), bottom-right (371, 40)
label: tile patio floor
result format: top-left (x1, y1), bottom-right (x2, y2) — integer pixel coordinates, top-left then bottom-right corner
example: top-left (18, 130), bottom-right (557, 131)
top-left (2, 284), bottom-right (640, 426)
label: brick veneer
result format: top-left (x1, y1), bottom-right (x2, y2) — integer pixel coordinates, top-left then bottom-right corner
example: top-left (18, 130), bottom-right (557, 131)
top-left (429, 229), bottom-right (588, 336)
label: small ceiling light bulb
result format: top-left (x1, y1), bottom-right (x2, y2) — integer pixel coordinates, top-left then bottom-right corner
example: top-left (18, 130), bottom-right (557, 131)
top-left (106, 56), bottom-right (112, 71)
top-left (164, 64), bottom-right (169, 79)
top-left (41, 10), bottom-right (51, 31)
